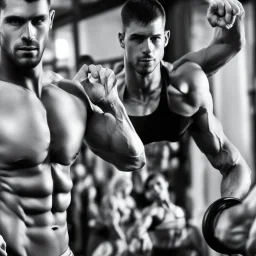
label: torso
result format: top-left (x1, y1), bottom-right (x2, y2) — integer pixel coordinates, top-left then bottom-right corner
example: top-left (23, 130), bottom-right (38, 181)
top-left (147, 203), bottom-right (187, 249)
top-left (116, 65), bottom-right (193, 145)
top-left (0, 80), bottom-right (87, 256)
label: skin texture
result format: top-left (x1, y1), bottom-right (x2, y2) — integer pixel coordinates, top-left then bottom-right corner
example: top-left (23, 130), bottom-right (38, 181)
top-left (116, 0), bottom-right (253, 254)
top-left (0, 1), bottom-right (145, 256)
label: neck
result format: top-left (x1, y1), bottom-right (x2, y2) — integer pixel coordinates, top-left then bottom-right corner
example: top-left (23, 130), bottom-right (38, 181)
top-left (124, 57), bottom-right (162, 101)
top-left (0, 49), bottom-right (43, 97)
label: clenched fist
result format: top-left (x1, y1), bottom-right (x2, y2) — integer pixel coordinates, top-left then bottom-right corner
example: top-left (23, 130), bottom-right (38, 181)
top-left (73, 64), bottom-right (118, 105)
top-left (207, 0), bottom-right (244, 29)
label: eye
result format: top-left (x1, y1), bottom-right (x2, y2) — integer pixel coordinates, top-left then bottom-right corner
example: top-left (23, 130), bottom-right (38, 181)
top-left (32, 17), bottom-right (46, 26)
top-left (6, 18), bottom-right (24, 26)
top-left (151, 36), bottom-right (161, 43)
top-left (131, 36), bottom-right (144, 42)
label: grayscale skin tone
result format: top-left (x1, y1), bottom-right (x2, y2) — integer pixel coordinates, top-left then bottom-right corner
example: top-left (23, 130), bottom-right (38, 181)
top-left (127, 174), bottom-right (187, 254)
top-left (115, 0), bottom-right (256, 254)
top-left (0, 0), bottom-right (145, 255)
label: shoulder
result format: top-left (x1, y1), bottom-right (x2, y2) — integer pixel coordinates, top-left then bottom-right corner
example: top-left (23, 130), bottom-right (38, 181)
top-left (42, 79), bottom-right (94, 114)
top-left (42, 70), bottom-right (64, 86)
top-left (169, 61), bottom-right (210, 93)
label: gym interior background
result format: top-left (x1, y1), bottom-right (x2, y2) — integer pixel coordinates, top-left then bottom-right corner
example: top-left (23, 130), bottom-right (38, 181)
top-left (44, 0), bottom-right (256, 255)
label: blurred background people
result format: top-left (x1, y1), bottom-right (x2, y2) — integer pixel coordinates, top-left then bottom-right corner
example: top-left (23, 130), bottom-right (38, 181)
top-left (127, 172), bottom-right (206, 256)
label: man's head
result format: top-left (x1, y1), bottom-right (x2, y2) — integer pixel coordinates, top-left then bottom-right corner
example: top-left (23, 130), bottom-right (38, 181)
top-left (118, 0), bottom-right (170, 75)
top-left (110, 175), bottom-right (133, 197)
top-left (0, 0), bottom-right (54, 69)
top-left (145, 172), bottom-right (169, 202)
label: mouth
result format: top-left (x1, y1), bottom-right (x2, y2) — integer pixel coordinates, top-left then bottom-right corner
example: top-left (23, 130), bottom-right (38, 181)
top-left (17, 47), bottom-right (38, 51)
top-left (139, 58), bottom-right (154, 62)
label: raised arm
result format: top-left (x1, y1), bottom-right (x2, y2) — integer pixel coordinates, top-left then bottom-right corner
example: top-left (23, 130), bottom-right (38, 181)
top-left (173, 0), bottom-right (245, 77)
top-left (73, 64), bottom-right (145, 172)
top-left (185, 67), bottom-right (251, 199)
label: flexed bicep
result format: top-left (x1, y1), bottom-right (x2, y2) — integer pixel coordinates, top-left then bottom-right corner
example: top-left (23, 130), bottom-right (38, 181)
top-left (85, 108), bottom-right (145, 172)
top-left (80, 65), bottom-right (145, 172)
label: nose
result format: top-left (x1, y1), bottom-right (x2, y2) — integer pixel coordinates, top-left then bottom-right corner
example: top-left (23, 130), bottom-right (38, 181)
top-left (21, 22), bottom-right (36, 42)
top-left (142, 39), bottom-right (153, 54)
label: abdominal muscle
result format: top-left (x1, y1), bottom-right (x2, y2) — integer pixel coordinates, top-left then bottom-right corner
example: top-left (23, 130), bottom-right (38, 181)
top-left (0, 162), bottom-right (73, 256)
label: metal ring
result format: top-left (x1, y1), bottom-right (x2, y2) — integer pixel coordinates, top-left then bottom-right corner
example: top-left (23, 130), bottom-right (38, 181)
top-left (202, 197), bottom-right (243, 254)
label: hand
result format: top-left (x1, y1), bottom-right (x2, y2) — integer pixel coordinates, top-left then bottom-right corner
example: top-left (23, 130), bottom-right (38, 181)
top-left (73, 64), bottom-right (117, 105)
top-left (215, 187), bottom-right (256, 255)
top-left (207, 0), bottom-right (244, 29)
top-left (0, 236), bottom-right (7, 256)
top-left (128, 234), bottom-right (152, 255)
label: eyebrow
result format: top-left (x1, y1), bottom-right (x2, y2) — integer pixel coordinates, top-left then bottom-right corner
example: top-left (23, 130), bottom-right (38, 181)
top-left (130, 33), bottom-right (162, 37)
top-left (4, 14), bottom-right (48, 22)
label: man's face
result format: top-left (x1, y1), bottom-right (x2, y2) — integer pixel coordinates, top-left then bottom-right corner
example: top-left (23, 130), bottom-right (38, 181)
top-left (0, 0), bottom-right (54, 68)
top-left (147, 175), bottom-right (168, 202)
top-left (119, 17), bottom-right (169, 75)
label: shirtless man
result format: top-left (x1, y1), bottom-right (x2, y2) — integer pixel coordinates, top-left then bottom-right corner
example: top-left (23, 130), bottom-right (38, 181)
top-left (88, 0), bottom-right (254, 254)
top-left (0, 0), bottom-right (145, 255)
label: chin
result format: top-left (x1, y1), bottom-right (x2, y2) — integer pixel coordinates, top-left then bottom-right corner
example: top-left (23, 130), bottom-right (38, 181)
top-left (17, 59), bottom-right (41, 69)
top-left (136, 68), bottom-right (155, 75)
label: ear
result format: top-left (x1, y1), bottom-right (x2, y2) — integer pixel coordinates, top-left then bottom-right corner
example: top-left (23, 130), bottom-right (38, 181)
top-left (49, 10), bottom-right (55, 29)
top-left (118, 32), bottom-right (125, 49)
top-left (164, 30), bottom-right (170, 47)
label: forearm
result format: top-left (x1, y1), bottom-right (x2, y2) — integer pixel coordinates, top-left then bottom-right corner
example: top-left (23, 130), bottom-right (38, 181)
top-left (85, 95), bottom-right (145, 171)
top-left (220, 155), bottom-right (251, 199)
top-left (203, 16), bottom-right (245, 76)
top-left (174, 16), bottom-right (245, 77)
top-left (210, 14), bottom-right (245, 49)
top-left (99, 91), bottom-right (145, 169)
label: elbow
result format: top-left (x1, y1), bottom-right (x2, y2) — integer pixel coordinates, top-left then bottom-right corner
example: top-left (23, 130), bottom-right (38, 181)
top-left (119, 151), bottom-right (146, 172)
top-left (132, 151), bottom-right (146, 171)
top-left (235, 37), bottom-right (246, 51)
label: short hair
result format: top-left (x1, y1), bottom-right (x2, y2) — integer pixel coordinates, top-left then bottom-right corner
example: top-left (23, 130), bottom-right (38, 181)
top-left (0, 0), bottom-right (51, 10)
top-left (144, 172), bottom-right (168, 191)
top-left (121, 0), bottom-right (166, 29)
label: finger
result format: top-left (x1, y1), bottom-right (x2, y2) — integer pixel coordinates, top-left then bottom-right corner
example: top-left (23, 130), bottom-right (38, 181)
top-left (216, 17), bottom-right (228, 28)
top-left (88, 64), bottom-right (98, 79)
top-left (96, 65), bottom-right (106, 86)
top-left (105, 68), bottom-right (116, 94)
top-left (207, 0), bottom-right (219, 27)
top-left (234, 0), bottom-right (244, 16)
top-left (216, 0), bottom-right (225, 17)
top-left (223, 0), bottom-right (233, 24)
top-left (207, 15), bottom-right (218, 27)
top-left (73, 64), bottom-right (89, 82)
top-left (228, 0), bottom-right (240, 15)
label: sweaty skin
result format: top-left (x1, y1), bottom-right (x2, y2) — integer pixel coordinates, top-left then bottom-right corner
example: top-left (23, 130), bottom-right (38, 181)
top-left (116, 60), bottom-right (251, 199)
top-left (0, 80), bottom-right (83, 256)
top-left (0, 70), bottom-right (145, 256)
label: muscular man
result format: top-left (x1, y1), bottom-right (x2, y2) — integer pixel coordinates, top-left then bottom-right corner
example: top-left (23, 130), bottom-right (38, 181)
top-left (128, 172), bottom-right (205, 256)
top-left (79, 0), bottom-right (253, 254)
top-left (0, 0), bottom-right (145, 255)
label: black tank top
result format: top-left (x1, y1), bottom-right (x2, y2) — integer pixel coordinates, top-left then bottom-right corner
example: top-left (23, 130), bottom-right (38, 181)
top-left (128, 66), bottom-right (191, 145)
